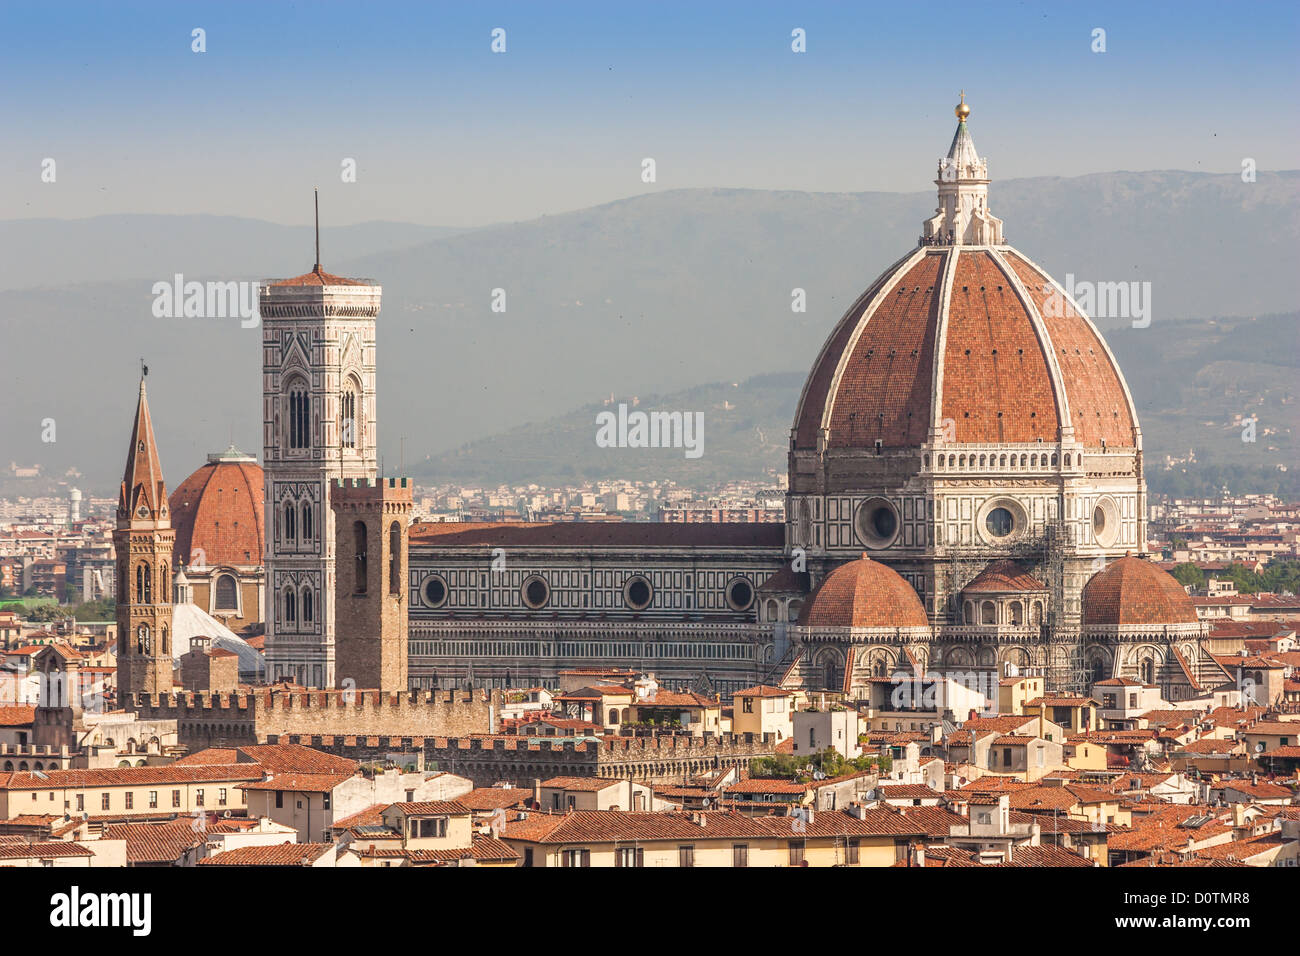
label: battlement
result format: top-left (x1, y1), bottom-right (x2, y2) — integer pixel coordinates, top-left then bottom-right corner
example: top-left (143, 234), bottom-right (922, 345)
top-left (133, 687), bottom-right (487, 715)
top-left (330, 477), bottom-right (413, 506)
top-left (261, 729), bottom-right (775, 786)
top-left (131, 687), bottom-right (497, 748)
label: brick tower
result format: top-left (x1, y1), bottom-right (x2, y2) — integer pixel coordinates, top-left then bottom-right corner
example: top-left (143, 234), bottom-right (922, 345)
top-left (115, 374), bottom-right (176, 701)
top-left (331, 477), bottom-right (412, 693)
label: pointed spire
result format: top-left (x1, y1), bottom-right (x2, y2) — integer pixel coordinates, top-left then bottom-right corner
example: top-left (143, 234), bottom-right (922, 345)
top-left (118, 373), bottom-right (169, 525)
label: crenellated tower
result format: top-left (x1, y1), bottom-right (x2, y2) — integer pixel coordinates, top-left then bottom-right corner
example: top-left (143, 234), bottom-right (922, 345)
top-left (331, 477), bottom-right (412, 693)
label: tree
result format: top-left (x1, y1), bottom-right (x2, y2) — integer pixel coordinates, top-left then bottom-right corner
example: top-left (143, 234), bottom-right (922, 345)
top-left (25, 603), bottom-right (64, 623)
top-left (72, 599), bottom-right (115, 622)
top-left (1169, 563), bottom-right (1204, 589)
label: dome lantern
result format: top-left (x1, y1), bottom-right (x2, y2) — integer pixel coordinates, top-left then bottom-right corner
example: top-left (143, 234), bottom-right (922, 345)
top-left (923, 92), bottom-right (1003, 246)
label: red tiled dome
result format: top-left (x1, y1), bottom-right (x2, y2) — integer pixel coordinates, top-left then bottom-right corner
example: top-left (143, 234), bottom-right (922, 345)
top-left (792, 247), bottom-right (1136, 452)
top-left (1082, 557), bottom-right (1198, 627)
top-left (962, 560), bottom-right (1046, 593)
top-left (169, 449), bottom-right (264, 568)
top-left (797, 554), bottom-right (928, 628)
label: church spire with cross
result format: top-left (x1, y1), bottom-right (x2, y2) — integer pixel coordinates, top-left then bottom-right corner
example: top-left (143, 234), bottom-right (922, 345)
top-left (922, 92), bottom-right (1004, 246)
top-left (114, 371), bottom-right (176, 701)
top-left (118, 369), bottom-right (170, 526)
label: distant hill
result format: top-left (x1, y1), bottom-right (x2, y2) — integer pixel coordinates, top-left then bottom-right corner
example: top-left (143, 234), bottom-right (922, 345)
top-left (413, 372), bottom-right (802, 486)
top-left (1, 170), bottom-right (1296, 492)
top-left (415, 314), bottom-right (1299, 493)
top-left (0, 215), bottom-right (468, 292)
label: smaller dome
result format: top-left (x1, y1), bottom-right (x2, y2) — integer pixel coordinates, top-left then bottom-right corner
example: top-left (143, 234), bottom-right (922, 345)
top-left (963, 560), bottom-right (1046, 594)
top-left (170, 450), bottom-right (265, 568)
top-left (798, 554), bottom-right (929, 628)
top-left (1082, 556), bottom-right (1198, 627)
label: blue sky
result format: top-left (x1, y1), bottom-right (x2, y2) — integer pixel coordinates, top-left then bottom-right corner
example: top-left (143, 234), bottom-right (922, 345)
top-left (1, 0), bottom-right (1296, 226)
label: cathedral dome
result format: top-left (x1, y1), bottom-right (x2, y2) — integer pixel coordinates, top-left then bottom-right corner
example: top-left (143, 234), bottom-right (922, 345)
top-left (791, 101), bottom-right (1138, 457)
top-left (797, 554), bottom-right (929, 628)
top-left (1081, 556), bottom-right (1198, 627)
top-left (169, 446), bottom-right (265, 568)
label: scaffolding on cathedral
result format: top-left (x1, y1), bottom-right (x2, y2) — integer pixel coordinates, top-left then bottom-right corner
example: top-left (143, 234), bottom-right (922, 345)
top-left (937, 516), bottom-right (1090, 696)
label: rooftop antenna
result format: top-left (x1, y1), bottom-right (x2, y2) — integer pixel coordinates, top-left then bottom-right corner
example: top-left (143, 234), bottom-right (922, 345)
top-left (313, 187), bottom-right (321, 272)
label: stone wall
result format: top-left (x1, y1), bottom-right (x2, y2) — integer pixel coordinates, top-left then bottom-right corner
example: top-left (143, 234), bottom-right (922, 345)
top-left (263, 731), bottom-right (777, 787)
top-left (132, 688), bottom-right (497, 751)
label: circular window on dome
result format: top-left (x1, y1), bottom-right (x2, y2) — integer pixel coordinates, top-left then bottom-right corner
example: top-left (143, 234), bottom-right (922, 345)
top-left (854, 497), bottom-right (900, 549)
top-left (422, 575), bottom-right (448, 609)
top-left (977, 498), bottom-right (1027, 544)
top-left (521, 574), bottom-right (550, 610)
top-left (1092, 496), bottom-right (1121, 548)
top-left (623, 574), bottom-right (653, 611)
top-left (725, 577), bottom-right (755, 612)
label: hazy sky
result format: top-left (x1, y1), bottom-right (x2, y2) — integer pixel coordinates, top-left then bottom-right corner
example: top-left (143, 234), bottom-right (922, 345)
top-left (2, 0), bottom-right (1296, 228)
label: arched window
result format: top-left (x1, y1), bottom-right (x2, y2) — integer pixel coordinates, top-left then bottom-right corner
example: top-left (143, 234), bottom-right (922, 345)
top-left (1009, 601), bottom-right (1024, 625)
top-left (161, 625), bottom-right (169, 655)
top-left (287, 382), bottom-right (310, 450)
top-left (284, 588), bottom-right (297, 625)
top-left (302, 587), bottom-right (313, 624)
top-left (353, 521), bottom-right (368, 593)
top-left (301, 502), bottom-right (313, 541)
top-left (135, 564), bottom-right (144, 604)
top-left (142, 564), bottom-right (151, 604)
top-left (215, 573), bottom-right (238, 610)
top-left (137, 624), bottom-right (150, 654)
top-left (341, 388), bottom-right (357, 449)
top-left (1090, 656), bottom-right (1107, 684)
top-left (389, 521), bottom-right (401, 595)
top-left (284, 502), bottom-right (297, 542)
top-left (981, 601), bottom-right (996, 625)
top-left (1140, 657), bottom-right (1154, 684)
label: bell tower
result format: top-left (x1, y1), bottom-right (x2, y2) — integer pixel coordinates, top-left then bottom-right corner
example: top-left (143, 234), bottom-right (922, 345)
top-left (115, 372), bottom-right (176, 701)
top-left (260, 194), bottom-right (382, 688)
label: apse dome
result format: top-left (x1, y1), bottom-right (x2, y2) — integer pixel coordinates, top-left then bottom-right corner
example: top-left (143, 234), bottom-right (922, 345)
top-left (797, 554), bottom-right (930, 629)
top-left (1082, 556), bottom-right (1199, 628)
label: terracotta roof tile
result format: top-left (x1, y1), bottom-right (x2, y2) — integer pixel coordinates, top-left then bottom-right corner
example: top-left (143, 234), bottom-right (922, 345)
top-left (199, 842), bottom-right (334, 865)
